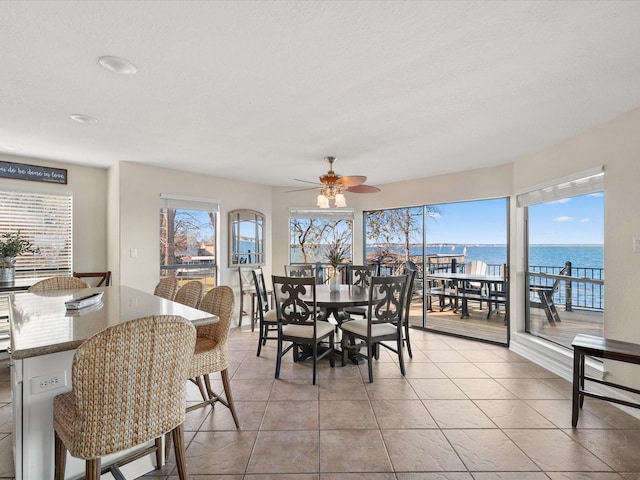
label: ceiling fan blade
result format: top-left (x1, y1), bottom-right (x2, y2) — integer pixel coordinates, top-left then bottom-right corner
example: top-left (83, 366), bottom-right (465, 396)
top-left (346, 184), bottom-right (381, 193)
top-left (293, 178), bottom-right (321, 185)
top-left (337, 175), bottom-right (366, 187)
top-left (285, 186), bottom-right (320, 193)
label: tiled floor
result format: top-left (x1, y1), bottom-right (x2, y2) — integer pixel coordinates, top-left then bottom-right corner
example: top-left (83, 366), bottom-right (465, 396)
top-left (2, 326), bottom-right (640, 479)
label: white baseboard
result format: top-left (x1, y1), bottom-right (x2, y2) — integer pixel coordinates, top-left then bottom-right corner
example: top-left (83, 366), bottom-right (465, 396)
top-left (510, 332), bottom-right (640, 420)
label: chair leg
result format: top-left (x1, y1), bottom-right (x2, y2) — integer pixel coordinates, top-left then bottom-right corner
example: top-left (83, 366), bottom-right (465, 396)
top-left (172, 423), bottom-right (189, 480)
top-left (404, 320), bottom-right (413, 358)
top-left (329, 332), bottom-right (335, 368)
top-left (397, 334), bottom-right (406, 376)
top-left (154, 436), bottom-right (163, 469)
top-left (54, 431), bottom-right (67, 480)
top-left (341, 333), bottom-right (348, 367)
top-left (275, 337), bottom-right (283, 378)
top-left (86, 458), bottom-right (101, 480)
top-left (367, 343), bottom-right (374, 383)
top-left (312, 341), bottom-right (318, 385)
top-left (196, 375), bottom-right (208, 401)
top-left (220, 368), bottom-right (240, 428)
top-left (256, 322), bottom-right (264, 356)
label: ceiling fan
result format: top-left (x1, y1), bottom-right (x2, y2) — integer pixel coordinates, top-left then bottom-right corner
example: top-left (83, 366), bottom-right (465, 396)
top-left (290, 156), bottom-right (381, 208)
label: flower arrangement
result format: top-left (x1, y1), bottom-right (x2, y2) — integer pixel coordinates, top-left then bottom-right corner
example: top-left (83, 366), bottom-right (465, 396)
top-left (324, 240), bottom-right (349, 269)
top-left (0, 231), bottom-right (39, 261)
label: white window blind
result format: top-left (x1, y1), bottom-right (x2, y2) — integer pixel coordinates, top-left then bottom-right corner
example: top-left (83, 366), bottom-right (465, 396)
top-left (517, 167), bottom-right (604, 207)
top-left (160, 193), bottom-right (219, 212)
top-left (289, 208), bottom-right (355, 220)
top-left (0, 190), bottom-right (73, 278)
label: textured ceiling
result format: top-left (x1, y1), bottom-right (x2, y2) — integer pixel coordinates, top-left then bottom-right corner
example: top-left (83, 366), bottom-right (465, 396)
top-left (1, 1), bottom-right (640, 187)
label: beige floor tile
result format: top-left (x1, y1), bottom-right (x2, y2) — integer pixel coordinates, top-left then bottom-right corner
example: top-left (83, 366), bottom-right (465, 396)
top-left (395, 473), bottom-right (474, 480)
top-left (424, 350), bottom-right (469, 362)
top-left (371, 399), bottom-right (438, 429)
top-left (320, 429), bottom-right (392, 472)
top-left (321, 473), bottom-right (396, 480)
top-left (226, 378), bottom-right (275, 402)
top-left (0, 434), bottom-right (13, 478)
top-left (496, 378), bottom-right (568, 399)
top-left (472, 474), bottom-right (551, 480)
top-left (459, 349), bottom-right (511, 363)
top-left (0, 403), bottom-right (12, 434)
top-left (451, 378), bottom-right (517, 399)
top-left (247, 430), bottom-right (319, 474)
top-left (408, 378), bottom-right (467, 399)
top-left (404, 361), bottom-right (448, 379)
top-left (474, 399), bottom-right (556, 428)
top-left (186, 430), bottom-right (257, 475)
top-left (269, 378), bottom-right (319, 401)
top-left (444, 429), bottom-right (539, 471)
top-left (525, 399), bottom-right (614, 429)
top-left (435, 362), bottom-right (490, 378)
top-left (505, 429), bottom-right (612, 471)
top-left (546, 473), bottom-right (626, 480)
top-left (423, 399), bottom-right (496, 429)
top-left (262, 400), bottom-right (318, 430)
top-left (197, 400), bottom-right (267, 431)
top-left (567, 429), bottom-right (640, 472)
top-left (320, 400), bottom-right (378, 429)
top-left (318, 378), bottom-right (369, 400)
top-left (365, 378), bottom-right (419, 400)
top-left (382, 428), bottom-right (467, 471)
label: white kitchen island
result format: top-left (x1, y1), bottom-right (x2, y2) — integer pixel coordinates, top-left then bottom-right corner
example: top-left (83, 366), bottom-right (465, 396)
top-left (9, 285), bottom-right (216, 480)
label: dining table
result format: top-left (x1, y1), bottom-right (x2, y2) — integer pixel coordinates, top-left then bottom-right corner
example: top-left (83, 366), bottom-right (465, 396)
top-left (9, 285), bottom-right (218, 480)
top-left (425, 272), bottom-right (507, 319)
top-left (313, 284), bottom-right (371, 324)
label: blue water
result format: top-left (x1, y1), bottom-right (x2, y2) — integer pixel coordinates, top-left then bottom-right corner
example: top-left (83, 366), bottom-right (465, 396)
top-left (421, 245), bottom-right (603, 270)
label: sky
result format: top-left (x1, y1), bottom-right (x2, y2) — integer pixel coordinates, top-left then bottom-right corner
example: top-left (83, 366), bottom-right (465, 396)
top-left (426, 193), bottom-right (604, 245)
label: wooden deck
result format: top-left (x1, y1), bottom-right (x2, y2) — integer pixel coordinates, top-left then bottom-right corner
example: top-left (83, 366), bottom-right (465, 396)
top-left (407, 297), bottom-right (603, 347)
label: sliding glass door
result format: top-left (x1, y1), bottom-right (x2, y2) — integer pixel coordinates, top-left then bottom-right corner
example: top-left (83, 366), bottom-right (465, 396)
top-left (365, 198), bottom-right (509, 345)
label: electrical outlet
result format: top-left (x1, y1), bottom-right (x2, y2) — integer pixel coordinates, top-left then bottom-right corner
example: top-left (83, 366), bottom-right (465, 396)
top-left (30, 371), bottom-right (67, 395)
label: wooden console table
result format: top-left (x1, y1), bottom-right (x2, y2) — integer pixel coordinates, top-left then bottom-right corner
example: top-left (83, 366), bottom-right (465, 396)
top-left (572, 334), bottom-right (640, 426)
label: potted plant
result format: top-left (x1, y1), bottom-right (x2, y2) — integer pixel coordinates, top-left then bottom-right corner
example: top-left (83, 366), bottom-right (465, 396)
top-left (325, 240), bottom-right (348, 292)
top-left (0, 231), bottom-right (39, 284)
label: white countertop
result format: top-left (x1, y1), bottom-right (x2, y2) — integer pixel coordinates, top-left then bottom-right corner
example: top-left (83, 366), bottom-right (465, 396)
top-left (9, 285), bottom-right (217, 359)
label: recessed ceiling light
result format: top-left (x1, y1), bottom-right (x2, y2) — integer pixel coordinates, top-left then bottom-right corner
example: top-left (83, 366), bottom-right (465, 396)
top-left (98, 56), bottom-right (137, 75)
top-left (70, 114), bottom-right (98, 124)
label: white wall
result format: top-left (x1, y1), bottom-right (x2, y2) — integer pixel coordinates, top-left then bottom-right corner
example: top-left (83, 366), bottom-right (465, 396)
top-left (0, 154), bottom-right (108, 273)
top-left (512, 107), bottom-right (640, 389)
top-left (115, 162), bottom-right (273, 321)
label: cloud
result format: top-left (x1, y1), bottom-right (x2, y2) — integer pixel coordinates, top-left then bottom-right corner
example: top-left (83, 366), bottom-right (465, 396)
top-left (554, 216), bottom-right (574, 222)
top-left (580, 218), bottom-right (590, 223)
top-left (548, 198), bottom-right (571, 204)
top-left (589, 192), bottom-right (604, 197)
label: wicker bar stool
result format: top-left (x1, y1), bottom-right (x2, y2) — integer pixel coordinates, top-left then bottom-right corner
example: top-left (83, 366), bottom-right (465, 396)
top-left (29, 276), bottom-right (90, 292)
top-left (154, 276), bottom-right (179, 300)
top-left (174, 280), bottom-right (204, 308)
top-left (186, 286), bottom-right (239, 426)
top-left (53, 315), bottom-right (196, 480)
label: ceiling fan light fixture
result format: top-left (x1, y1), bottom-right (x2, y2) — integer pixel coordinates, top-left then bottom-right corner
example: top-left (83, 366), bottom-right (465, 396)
top-left (316, 194), bottom-right (330, 208)
top-left (334, 193), bottom-right (347, 208)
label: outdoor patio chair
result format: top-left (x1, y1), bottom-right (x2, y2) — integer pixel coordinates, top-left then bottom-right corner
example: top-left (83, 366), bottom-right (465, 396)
top-left (530, 263), bottom-right (571, 324)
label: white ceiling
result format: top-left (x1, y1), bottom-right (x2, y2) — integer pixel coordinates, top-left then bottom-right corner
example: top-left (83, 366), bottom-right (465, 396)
top-left (2, 1), bottom-right (640, 188)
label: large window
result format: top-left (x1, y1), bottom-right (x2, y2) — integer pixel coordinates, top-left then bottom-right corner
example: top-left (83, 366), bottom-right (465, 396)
top-left (519, 169), bottom-right (604, 348)
top-left (365, 198), bottom-right (509, 345)
top-left (160, 194), bottom-right (218, 288)
top-left (0, 189), bottom-right (72, 278)
top-left (289, 208), bottom-right (353, 280)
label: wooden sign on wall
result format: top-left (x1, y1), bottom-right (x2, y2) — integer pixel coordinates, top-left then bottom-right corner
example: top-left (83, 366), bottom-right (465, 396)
top-left (0, 160), bottom-right (67, 184)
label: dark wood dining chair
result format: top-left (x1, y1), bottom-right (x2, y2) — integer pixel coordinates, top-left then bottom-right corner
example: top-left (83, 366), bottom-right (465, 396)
top-left (73, 271), bottom-right (112, 287)
top-left (344, 264), bottom-right (378, 319)
top-left (339, 274), bottom-right (408, 383)
top-left (272, 275), bottom-right (335, 385)
top-left (253, 268), bottom-right (278, 356)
